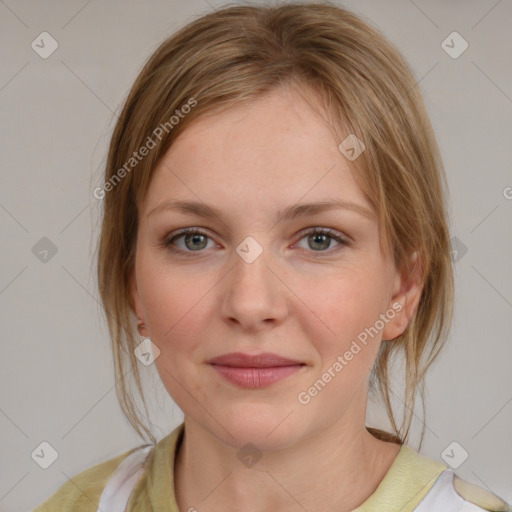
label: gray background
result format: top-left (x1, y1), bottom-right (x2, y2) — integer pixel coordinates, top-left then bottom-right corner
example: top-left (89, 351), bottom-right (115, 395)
top-left (1, 0), bottom-right (511, 510)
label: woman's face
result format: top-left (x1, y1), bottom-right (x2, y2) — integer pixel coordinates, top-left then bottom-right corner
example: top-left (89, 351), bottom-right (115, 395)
top-left (131, 85), bottom-right (419, 450)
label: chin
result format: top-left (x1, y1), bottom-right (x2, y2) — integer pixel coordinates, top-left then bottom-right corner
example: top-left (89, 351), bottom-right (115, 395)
top-left (209, 408), bottom-right (302, 451)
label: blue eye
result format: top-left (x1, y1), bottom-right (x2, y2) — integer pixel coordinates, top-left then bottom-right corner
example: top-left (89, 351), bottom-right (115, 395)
top-left (296, 227), bottom-right (350, 253)
top-left (162, 227), bottom-right (350, 255)
top-left (163, 228), bottom-right (214, 252)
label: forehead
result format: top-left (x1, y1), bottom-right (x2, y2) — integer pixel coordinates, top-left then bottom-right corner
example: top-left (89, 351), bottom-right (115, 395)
top-left (142, 86), bottom-right (371, 218)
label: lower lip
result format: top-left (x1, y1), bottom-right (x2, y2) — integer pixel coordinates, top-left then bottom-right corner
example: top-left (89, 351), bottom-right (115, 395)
top-left (210, 364), bottom-right (304, 389)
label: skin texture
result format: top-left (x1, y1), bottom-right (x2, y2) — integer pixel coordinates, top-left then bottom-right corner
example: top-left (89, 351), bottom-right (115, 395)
top-left (131, 84), bottom-right (423, 512)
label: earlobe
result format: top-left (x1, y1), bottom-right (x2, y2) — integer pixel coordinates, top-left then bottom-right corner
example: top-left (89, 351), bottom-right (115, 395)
top-left (130, 277), bottom-right (149, 338)
top-left (382, 251), bottom-right (424, 341)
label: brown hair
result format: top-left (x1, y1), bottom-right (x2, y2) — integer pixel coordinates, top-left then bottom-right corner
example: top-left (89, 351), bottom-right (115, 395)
top-left (96, 1), bottom-right (454, 448)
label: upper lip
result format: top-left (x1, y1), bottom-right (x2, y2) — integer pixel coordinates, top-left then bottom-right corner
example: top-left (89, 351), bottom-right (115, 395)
top-left (208, 352), bottom-right (304, 368)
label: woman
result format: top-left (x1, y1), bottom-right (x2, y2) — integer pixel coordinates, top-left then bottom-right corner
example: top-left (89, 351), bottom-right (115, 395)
top-left (34, 2), bottom-right (512, 511)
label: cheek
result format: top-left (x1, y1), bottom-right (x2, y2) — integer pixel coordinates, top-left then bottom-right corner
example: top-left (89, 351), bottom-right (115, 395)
top-left (299, 268), bottom-right (388, 363)
top-left (297, 275), bottom-right (387, 408)
top-left (138, 262), bottom-right (210, 353)
top-left (140, 268), bottom-right (210, 401)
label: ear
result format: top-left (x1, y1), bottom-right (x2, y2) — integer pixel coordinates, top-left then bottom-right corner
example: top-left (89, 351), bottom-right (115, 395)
top-left (129, 272), bottom-right (146, 330)
top-left (382, 251), bottom-right (424, 342)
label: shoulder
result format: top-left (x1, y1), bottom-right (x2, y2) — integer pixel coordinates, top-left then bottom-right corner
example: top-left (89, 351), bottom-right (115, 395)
top-left (414, 469), bottom-right (512, 512)
top-left (385, 445), bottom-right (511, 512)
top-left (452, 474), bottom-right (512, 512)
top-left (32, 446), bottom-right (143, 512)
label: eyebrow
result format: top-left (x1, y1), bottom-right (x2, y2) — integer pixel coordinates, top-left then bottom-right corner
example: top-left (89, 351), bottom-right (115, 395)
top-left (147, 199), bottom-right (374, 222)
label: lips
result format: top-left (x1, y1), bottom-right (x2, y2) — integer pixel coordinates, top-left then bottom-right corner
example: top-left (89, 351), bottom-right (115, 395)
top-left (207, 352), bottom-right (306, 389)
top-left (207, 352), bottom-right (304, 368)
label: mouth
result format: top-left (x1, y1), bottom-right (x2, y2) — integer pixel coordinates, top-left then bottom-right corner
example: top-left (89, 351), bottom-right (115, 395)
top-left (207, 352), bottom-right (304, 368)
top-left (209, 364), bottom-right (305, 389)
top-left (207, 352), bottom-right (306, 389)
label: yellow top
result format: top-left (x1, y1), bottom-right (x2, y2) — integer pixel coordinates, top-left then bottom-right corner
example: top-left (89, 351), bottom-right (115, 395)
top-left (33, 422), bottom-right (511, 511)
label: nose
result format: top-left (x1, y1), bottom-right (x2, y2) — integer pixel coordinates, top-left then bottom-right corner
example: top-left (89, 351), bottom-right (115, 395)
top-left (219, 238), bottom-right (288, 331)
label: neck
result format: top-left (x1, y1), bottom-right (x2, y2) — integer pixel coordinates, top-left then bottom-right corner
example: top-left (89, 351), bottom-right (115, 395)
top-left (174, 397), bottom-right (401, 512)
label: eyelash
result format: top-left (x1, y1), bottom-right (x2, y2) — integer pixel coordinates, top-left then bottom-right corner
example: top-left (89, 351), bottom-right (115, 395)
top-left (162, 227), bottom-right (351, 257)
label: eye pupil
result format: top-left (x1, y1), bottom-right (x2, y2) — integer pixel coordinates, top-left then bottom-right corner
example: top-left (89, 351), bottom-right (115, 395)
top-left (185, 233), bottom-right (208, 251)
top-left (309, 233), bottom-right (330, 251)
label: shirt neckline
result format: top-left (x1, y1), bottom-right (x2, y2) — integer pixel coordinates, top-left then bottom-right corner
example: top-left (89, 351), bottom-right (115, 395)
top-left (148, 422), bottom-right (448, 512)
